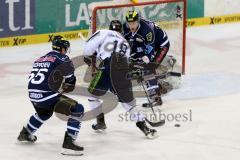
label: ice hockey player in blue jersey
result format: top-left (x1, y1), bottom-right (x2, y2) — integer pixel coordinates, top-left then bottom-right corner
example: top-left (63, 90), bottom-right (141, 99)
top-left (17, 35), bottom-right (84, 156)
top-left (123, 11), bottom-right (170, 107)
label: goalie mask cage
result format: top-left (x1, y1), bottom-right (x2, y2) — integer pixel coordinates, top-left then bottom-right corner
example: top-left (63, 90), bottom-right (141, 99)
top-left (90, 0), bottom-right (186, 74)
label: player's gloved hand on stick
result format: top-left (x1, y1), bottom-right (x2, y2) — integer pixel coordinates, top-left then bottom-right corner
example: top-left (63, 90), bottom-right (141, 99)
top-left (83, 56), bottom-right (92, 66)
top-left (129, 55), bottom-right (141, 63)
top-left (130, 55), bottom-right (150, 64)
top-left (61, 82), bottom-right (75, 93)
top-left (141, 55), bottom-right (150, 64)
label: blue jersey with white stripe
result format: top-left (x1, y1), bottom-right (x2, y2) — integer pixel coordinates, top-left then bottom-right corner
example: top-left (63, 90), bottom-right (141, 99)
top-left (28, 50), bottom-right (75, 106)
top-left (123, 19), bottom-right (170, 61)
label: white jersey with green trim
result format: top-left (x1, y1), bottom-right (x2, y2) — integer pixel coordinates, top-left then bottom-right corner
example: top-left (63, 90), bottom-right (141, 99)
top-left (83, 30), bottom-right (130, 60)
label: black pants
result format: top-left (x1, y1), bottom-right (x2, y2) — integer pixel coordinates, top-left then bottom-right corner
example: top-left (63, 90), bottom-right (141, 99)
top-left (32, 95), bottom-right (78, 120)
top-left (88, 55), bottom-right (134, 103)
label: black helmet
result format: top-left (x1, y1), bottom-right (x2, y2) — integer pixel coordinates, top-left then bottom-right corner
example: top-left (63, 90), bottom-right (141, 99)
top-left (52, 35), bottom-right (70, 51)
top-left (109, 20), bottom-right (122, 33)
top-left (126, 11), bottom-right (139, 22)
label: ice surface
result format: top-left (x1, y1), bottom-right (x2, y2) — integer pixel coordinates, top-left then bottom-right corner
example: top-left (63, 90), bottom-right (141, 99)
top-left (0, 23), bottom-right (240, 160)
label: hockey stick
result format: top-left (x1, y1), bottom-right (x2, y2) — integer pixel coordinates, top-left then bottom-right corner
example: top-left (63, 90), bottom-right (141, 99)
top-left (140, 79), bottom-right (157, 117)
top-left (139, 79), bottom-right (165, 127)
top-left (145, 118), bottom-right (165, 127)
top-left (78, 32), bottom-right (98, 75)
top-left (155, 71), bottom-right (181, 80)
top-left (127, 69), bottom-right (181, 81)
top-left (78, 32), bottom-right (87, 41)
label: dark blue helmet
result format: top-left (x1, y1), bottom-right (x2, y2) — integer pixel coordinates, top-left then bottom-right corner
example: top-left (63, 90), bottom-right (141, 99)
top-left (109, 20), bottom-right (122, 33)
top-left (52, 35), bottom-right (70, 51)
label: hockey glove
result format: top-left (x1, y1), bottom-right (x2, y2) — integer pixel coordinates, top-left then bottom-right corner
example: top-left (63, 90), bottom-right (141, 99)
top-left (61, 82), bottom-right (75, 93)
top-left (83, 56), bottom-right (92, 66)
top-left (130, 57), bottom-right (141, 63)
top-left (142, 55), bottom-right (150, 64)
top-left (130, 54), bottom-right (150, 64)
top-left (61, 75), bottom-right (76, 93)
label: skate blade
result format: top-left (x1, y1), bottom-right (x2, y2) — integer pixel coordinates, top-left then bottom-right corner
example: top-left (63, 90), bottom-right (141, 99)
top-left (61, 149), bottom-right (83, 156)
top-left (142, 103), bottom-right (162, 108)
top-left (16, 138), bottom-right (36, 143)
top-left (146, 132), bottom-right (159, 139)
top-left (15, 140), bottom-right (35, 146)
top-left (94, 129), bottom-right (107, 133)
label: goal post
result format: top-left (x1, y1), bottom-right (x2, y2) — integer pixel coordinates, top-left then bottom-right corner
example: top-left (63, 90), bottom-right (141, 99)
top-left (89, 0), bottom-right (186, 74)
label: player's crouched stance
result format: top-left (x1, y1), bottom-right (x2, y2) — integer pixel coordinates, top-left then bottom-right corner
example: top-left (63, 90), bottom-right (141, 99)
top-left (83, 20), bottom-right (157, 138)
top-left (17, 36), bottom-right (84, 156)
top-left (123, 11), bottom-right (177, 107)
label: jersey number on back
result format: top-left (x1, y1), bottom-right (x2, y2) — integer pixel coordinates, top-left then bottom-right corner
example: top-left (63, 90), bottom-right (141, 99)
top-left (104, 40), bottom-right (128, 56)
top-left (29, 68), bottom-right (48, 84)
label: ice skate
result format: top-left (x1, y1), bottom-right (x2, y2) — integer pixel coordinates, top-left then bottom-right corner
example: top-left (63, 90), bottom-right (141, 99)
top-left (136, 121), bottom-right (157, 138)
top-left (17, 127), bottom-right (37, 142)
top-left (61, 132), bottom-right (84, 156)
top-left (92, 113), bottom-right (107, 132)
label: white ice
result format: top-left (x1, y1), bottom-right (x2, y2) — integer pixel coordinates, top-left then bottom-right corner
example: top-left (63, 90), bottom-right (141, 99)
top-left (0, 23), bottom-right (240, 160)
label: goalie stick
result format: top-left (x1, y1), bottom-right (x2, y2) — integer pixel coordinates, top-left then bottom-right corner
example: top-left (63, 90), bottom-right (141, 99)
top-left (155, 71), bottom-right (181, 79)
top-left (127, 70), bottom-right (181, 80)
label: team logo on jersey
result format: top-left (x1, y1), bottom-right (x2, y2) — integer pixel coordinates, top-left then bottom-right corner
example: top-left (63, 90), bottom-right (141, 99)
top-left (146, 32), bottom-right (153, 42)
top-left (176, 5), bottom-right (183, 19)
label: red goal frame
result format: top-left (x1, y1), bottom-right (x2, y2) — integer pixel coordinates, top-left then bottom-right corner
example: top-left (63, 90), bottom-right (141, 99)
top-left (91, 0), bottom-right (186, 74)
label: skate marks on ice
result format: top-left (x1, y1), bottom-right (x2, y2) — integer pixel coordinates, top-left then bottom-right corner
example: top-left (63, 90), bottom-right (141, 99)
top-left (164, 72), bottom-right (240, 101)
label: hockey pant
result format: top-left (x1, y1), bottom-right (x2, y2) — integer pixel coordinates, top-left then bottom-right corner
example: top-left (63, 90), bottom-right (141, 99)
top-left (88, 55), bottom-right (145, 122)
top-left (26, 95), bottom-right (84, 140)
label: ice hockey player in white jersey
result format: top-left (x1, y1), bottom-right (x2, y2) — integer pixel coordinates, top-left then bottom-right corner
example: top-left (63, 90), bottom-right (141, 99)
top-left (83, 20), bottom-right (158, 138)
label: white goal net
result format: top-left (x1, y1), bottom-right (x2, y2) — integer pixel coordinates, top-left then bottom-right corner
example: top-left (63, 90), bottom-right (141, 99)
top-left (88, 0), bottom-right (186, 74)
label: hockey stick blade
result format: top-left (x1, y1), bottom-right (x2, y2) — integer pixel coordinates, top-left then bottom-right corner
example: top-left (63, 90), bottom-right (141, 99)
top-left (127, 70), bottom-right (181, 80)
top-left (156, 71), bottom-right (181, 80)
top-left (168, 71), bottom-right (181, 77)
top-left (145, 118), bottom-right (165, 127)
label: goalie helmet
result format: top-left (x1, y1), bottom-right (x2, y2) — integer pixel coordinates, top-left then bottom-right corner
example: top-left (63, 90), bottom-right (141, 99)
top-left (52, 35), bottom-right (70, 51)
top-left (109, 20), bottom-right (122, 33)
top-left (126, 11), bottom-right (139, 22)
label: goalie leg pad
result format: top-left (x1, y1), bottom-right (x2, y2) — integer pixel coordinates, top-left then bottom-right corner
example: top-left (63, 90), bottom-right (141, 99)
top-left (158, 80), bottom-right (173, 95)
top-left (144, 77), bottom-right (160, 99)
